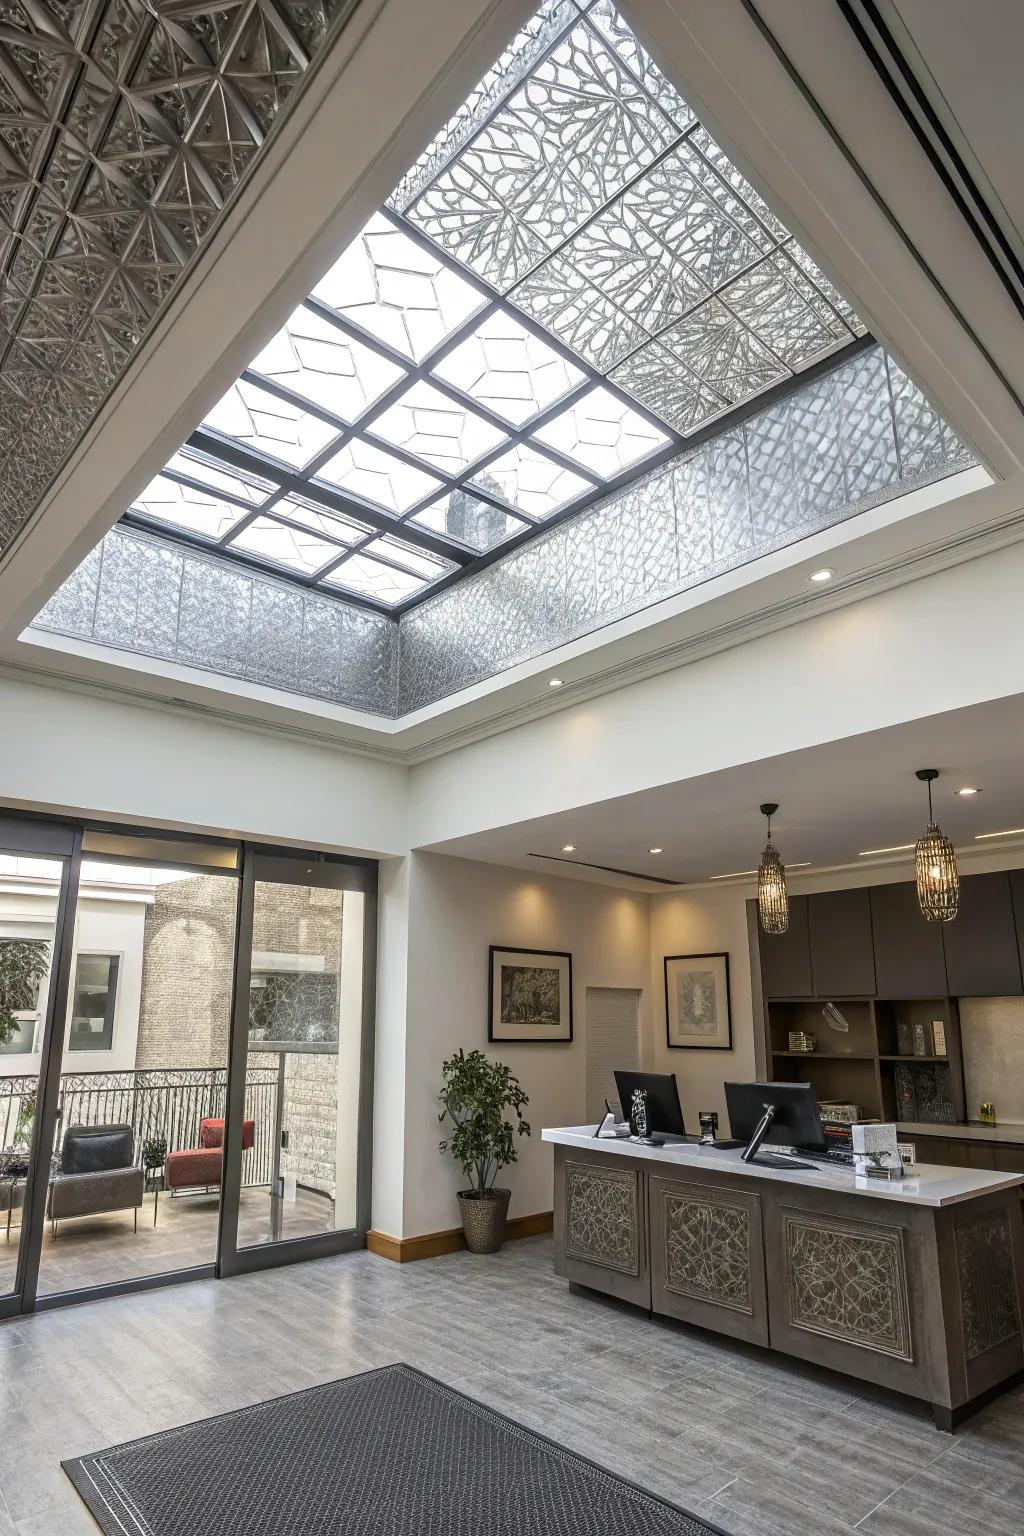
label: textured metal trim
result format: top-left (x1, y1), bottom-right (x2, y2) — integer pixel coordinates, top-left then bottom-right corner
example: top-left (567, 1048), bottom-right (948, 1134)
top-left (782, 1209), bottom-right (913, 1361)
top-left (955, 1211), bottom-right (1021, 1362)
top-left (564, 1159), bottom-right (640, 1275)
top-left (659, 1182), bottom-right (754, 1314)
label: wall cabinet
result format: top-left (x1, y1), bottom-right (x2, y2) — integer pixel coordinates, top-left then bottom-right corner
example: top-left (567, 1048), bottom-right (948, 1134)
top-left (758, 893), bottom-right (812, 997)
top-left (870, 881), bottom-right (947, 998)
top-left (809, 889), bottom-right (875, 997)
top-left (942, 873), bottom-right (1023, 997)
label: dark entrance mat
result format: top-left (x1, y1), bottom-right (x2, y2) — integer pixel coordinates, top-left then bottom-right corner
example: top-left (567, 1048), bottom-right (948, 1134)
top-left (63, 1362), bottom-right (733, 1536)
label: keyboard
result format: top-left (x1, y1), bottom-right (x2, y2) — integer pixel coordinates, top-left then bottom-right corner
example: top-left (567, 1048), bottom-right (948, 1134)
top-left (794, 1145), bottom-right (855, 1167)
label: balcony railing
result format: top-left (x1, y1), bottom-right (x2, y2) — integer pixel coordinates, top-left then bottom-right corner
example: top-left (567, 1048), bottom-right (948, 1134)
top-left (0, 1066), bottom-right (280, 1188)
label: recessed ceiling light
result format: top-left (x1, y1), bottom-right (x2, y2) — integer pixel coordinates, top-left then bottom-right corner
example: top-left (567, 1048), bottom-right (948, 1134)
top-left (710, 862), bottom-right (810, 880)
top-left (548, 678), bottom-right (563, 688)
top-left (858, 843), bottom-right (916, 856)
top-left (956, 786), bottom-right (980, 796)
top-left (560, 843), bottom-right (577, 853)
top-left (975, 828), bottom-right (1024, 841)
top-left (648, 847), bottom-right (664, 855)
top-left (808, 567), bottom-right (835, 584)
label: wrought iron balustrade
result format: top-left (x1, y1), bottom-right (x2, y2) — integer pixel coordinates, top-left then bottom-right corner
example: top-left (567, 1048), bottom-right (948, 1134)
top-left (0, 1066), bottom-right (280, 1189)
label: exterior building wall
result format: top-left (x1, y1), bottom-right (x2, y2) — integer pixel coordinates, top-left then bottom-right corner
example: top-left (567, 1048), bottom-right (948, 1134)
top-left (135, 874), bottom-right (237, 1070)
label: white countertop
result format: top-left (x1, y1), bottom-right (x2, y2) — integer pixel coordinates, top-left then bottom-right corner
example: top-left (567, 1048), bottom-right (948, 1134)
top-left (542, 1127), bottom-right (1024, 1207)
top-left (900, 1121), bottom-right (1024, 1144)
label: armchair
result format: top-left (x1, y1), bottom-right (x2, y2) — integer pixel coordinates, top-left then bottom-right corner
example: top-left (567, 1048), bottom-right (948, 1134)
top-left (165, 1117), bottom-right (255, 1196)
top-left (47, 1123), bottom-right (144, 1237)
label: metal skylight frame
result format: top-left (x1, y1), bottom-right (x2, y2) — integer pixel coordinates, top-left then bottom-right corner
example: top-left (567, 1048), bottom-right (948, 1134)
top-left (120, 0), bottom-right (871, 617)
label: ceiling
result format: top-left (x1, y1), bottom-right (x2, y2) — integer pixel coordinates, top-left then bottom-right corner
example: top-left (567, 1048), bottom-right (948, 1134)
top-left (421, 693), bottom-right (1024, 889)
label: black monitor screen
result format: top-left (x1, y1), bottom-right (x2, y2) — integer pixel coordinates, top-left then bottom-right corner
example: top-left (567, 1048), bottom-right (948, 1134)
top-left (614, 1071), bottom-right (685, 1137)
top-left (724, 1081), bottom-right (825, 1151)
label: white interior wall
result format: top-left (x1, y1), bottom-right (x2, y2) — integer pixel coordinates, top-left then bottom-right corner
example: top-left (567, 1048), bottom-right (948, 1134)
top-left (393, 852), bottom-right (651, 1239)
top-left (0, 674), bottom-right (408, 857)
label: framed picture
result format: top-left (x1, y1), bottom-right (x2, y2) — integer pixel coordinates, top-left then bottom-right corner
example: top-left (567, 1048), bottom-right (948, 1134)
top-left (664, 953), bottom-right (732, 1051)
top-left (488, 947), bottom-right (573, 1043)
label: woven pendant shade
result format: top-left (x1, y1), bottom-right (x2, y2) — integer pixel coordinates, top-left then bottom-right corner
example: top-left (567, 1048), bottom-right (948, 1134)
top-left (914, 770), bottom-right (959, 923)
top-left (757, 802), bottom-right (789, 935)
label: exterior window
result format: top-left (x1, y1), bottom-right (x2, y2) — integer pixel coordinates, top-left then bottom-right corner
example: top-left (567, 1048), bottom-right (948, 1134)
top-left (68, 953), bottom-right (120, 1052)
top-left (0, 936), bottom-right (50, 1056)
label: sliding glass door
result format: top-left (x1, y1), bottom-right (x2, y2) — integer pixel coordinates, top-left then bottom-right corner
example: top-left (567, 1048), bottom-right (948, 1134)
top-left (219, 851), bottom-right (375, 1275)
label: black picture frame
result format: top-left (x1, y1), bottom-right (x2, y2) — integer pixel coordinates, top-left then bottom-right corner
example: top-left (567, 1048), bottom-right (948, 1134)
top-left (488, 946), bottom-right (573, 1043)
top-left (664, 952), bottom-right (732, 1051)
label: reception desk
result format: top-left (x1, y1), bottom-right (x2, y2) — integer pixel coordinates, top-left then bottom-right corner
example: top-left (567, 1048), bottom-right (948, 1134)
top-left (543, 1127), bottom-right (1024, 1428)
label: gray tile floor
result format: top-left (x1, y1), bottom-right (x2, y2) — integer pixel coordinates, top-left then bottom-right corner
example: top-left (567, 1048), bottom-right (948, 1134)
top-left (0, 1234), bottom-right (1021, 1535)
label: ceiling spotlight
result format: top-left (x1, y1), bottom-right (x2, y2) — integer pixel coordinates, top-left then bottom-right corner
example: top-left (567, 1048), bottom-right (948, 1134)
top-left (956, 786), bottom-right (980, 796)
top-left (548, 678), bottom-right (564, 688)
top-left (808, 568), bottom-right (835, 584)
top-left (648, 847), bottom-right (664, 855)
top-left (560, 843), bottom-right (577, 853)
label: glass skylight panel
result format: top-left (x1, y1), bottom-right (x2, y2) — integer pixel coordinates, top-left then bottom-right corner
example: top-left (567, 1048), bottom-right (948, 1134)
top-left (510, 255), bottom-right (648, 371)
top-left (315, 437), bottom-right (442, 513)
top-left (407, 492), bottom-right (528, 553)
top-left (228, 516), bottom-right (343, 573)
top-left (131, 474), bottom-right (249, 540)
top-left (370, 381), bottom-right (506, 474)
top-left (202, 379), bottom-right (341, 469)
top-left (660, 299), bottom-right (786, 405)
top-left (248, 306), bottom-right (405, 421)
top-left (431, 311), bottom-right (584, 425)
top-left (273, 495), bottom-right (370, 544)
top-left (532, 386), bottom-right (669, 477)
top-left (164, 450), bottom-right (272, 505)
top-left (323, 555), bottom-right (428, 605)
top-left (361, 537), bottom-right (452, 581)
top-left (404, 17), bottom-right (678, 290)
top-left (723, 254), bottom-right (849, 368)
top-left (470, 443), bottom-right (591, 519)
top-left (609, 343), bottom-right (727, 434)
top-left (312, 213), bottom-right (483, 361)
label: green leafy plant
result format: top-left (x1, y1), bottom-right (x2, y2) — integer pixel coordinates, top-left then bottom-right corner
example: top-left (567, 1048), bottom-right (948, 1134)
top-left (0, 938), bottom-right (50, 1048)
top-left (14, 1091), bottom-right (36, 1149)
top-left (142, 1136), bottom-right (168, 1170)
top-left (438, 1048), bottom-right (530, 1198)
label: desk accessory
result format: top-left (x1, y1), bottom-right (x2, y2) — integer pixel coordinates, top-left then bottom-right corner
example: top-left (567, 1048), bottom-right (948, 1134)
top-left (912, 1021), bottom-right (930, 1057)
top-left (788, 1030), bottom-right (816, 1052)
top-left (628, 1087), bottom-right (664, 1146)
top-left (852, 1122), bottom-right (904, 1179)
top-left (594, 1100), bottom-right (629, 1139)
top-left (979, 1101), bottom-right (997, 1126)
top-left (897, 1141), bottom-right (917, 1170)
top-left (698, 1110), bottom-right (719, 1145)
top-left (822, 1001), bottom-right (849, 1033)
top-left (931, 1019), bottom-right (947, 1055)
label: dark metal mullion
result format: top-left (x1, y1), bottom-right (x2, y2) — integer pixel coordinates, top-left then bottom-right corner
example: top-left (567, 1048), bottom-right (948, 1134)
top-left (185, 429), bottom-right (470, 565)
top-left (215, 845), bottom-right (253, 1279)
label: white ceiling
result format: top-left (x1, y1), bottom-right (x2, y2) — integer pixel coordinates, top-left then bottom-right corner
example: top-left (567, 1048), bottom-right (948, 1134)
top-left (421, 693), bottom-right (1024, 889)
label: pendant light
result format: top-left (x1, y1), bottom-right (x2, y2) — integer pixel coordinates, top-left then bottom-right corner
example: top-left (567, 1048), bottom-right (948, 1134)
top-left (915, 769), bottom-right (959, 923)
top-left (757, 802), bottom-right (789, 935)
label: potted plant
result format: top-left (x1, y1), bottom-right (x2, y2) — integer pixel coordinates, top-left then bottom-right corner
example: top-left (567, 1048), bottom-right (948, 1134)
top-left (438, 1048), bottom-right (530, 1254)
top-left (142, 1136), bottom-right (168, 1173)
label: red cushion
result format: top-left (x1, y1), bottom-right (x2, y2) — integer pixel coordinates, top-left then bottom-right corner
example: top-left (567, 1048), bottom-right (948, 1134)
top-left (166, 1148), bottom-right (222, 1189)
top-left (199, 1117), bottom-right (255, 1151)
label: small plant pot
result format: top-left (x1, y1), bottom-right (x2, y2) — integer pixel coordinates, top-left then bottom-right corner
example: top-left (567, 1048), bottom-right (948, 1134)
top-left (457, 1187), bottom-right (511, 1254)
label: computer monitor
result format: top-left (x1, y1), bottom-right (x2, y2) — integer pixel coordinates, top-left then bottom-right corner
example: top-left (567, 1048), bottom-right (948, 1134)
top-left (614, 1071), bottom-right (685, 1138)
top-left (724, 1082), bottom-right (826, 1166)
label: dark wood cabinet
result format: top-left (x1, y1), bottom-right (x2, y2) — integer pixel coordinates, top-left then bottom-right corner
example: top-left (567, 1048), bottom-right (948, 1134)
top-left (870, 881), bottom-right (948, 998)
top-left (759, 893), bottom-right (812, 997)
top-left (942, 873), bottom-right (1023, 997)
top-left (808, 888), bottom-right (875, 997)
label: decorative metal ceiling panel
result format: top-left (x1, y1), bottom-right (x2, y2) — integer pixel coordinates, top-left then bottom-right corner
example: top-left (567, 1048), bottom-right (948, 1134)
top-left (0, 0), bottom-right (354, 552)
top-left (32, 346), bottom-right (975, 714)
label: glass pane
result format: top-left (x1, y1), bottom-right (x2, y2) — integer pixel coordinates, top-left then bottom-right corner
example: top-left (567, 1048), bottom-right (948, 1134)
top-left (249, 305), bottom-right (406, 422)
top-left (314, 438), bottom-right (442, 513)
top-left (322, 554), bottom-right (427, 605)
top-left (35, 862), bottom-right (238, 1298)
top-left (273, 496), bottom-right (371, 544)
top-left (228, 516), bottom-right (344, 574)
top-left (531, 384), bottom-right (670, 476)
top-left (237, 879), bottom-right (364, 1249)
top-left (407, 492), bottom-right (527, 553)
top-left (431, 311), bottom-right (585, 425)
top-left (130, 473), bottom-right (249, 540)
top-left (371, 380), bottom-right (507, 474)
top-left (0, 856), bottom-right (61, 1298)
top-left (469, 442), bottom-right (590, 518)
top-left (202, 380), bottom-right (342, 469)
top-left (67, 955), bottom-right (119, 1052)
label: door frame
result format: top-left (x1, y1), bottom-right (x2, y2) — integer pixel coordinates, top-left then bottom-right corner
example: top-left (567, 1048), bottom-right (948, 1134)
top-left (217, 845), bottom-right (378, 1278)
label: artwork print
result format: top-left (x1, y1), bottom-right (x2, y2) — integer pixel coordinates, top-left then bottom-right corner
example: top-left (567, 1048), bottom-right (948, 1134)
top-left (664, 953), bottom-right (732, 1051)
top-left (489, 948), bottom-right (573, 1043)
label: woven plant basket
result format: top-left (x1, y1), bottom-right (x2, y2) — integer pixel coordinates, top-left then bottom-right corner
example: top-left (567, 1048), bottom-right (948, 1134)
top-left (457, 1187), bottom-right (511, 1254)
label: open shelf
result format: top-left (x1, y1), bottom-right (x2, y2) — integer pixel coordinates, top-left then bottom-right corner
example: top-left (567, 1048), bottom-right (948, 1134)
top-left (773, 1050), bottom-right (875, 1060)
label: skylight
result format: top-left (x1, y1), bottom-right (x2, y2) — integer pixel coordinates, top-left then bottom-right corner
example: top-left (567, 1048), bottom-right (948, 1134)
top-left (119, 0), bottom-right (868, 612)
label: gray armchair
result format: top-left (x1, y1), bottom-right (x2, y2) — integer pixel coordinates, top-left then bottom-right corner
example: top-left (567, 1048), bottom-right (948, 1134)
top-left (47, 1123), bottom-right (144, 1236)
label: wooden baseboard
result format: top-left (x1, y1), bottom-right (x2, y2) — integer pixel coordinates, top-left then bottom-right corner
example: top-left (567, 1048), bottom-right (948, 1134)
top-left (366, 1209), bottom-right (553, 1263)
